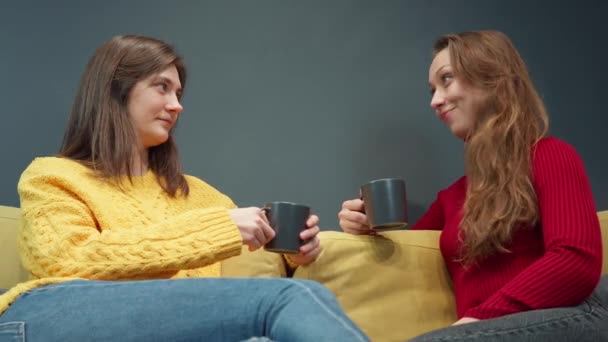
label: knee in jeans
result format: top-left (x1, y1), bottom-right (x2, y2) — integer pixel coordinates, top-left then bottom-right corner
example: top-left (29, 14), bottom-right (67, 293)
top-left (289, 279), bottom-right (336, 300)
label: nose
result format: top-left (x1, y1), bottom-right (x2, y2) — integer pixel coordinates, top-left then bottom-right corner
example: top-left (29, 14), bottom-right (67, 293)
top-left (430, 89), bottom-right (445, 111)
top-left (166, 94), bottom-right (183, 115)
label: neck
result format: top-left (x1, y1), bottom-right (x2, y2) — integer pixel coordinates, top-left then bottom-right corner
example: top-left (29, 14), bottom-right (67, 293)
top-left (131, 147), bottom-right (149, 176)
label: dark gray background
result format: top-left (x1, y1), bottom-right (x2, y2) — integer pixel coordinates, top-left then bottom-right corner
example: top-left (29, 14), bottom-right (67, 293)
top-left (1, 1), bottom-right (606, 230)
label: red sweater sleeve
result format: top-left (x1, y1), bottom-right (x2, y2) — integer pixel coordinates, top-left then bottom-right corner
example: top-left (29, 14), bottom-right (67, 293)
top-left (464, 138), bottom-right (603, 319)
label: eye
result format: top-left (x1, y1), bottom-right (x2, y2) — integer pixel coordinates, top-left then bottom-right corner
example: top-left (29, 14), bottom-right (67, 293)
top-left (441, 73), bottom-right (453, 84)
top-left (155, 82), bottom-right (168, 92)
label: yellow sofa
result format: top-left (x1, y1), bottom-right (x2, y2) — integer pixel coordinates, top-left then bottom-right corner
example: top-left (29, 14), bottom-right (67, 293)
top-left (2, 204), bottom-right (607, 341)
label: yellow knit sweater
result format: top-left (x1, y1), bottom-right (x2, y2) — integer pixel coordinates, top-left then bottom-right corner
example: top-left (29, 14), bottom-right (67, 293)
top-left (0, 157), bottom-right (244, 314)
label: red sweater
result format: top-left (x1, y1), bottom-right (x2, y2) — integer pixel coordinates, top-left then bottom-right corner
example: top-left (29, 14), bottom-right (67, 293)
top-left (411, 137), bottom-right (603, 319)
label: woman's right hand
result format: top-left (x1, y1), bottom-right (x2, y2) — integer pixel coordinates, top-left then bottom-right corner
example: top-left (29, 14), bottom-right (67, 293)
top-left (338, 199), bottom-right (375, 235)
top-left (228, 207), bottom-right (276, 251)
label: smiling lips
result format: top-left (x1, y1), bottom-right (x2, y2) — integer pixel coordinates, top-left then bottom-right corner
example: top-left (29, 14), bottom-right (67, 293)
top-left (438, 109), bottom-right (453, 123)
top-left (158, 117), bottom-right (174, 127)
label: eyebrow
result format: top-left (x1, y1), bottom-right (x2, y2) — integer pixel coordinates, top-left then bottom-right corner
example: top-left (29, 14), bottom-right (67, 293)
top-left (434, 64), bottom-right (451, 77)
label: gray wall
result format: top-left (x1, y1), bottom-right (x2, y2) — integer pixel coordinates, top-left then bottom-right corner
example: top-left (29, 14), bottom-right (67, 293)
top-left (1, 0), bottom-right (606, 230)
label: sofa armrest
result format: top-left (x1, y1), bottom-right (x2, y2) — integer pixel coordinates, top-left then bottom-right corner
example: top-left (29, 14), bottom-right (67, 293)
top-left (294, 230), bottom-right (456, 342)
top-left (598, 211), bottom-right (608, 275)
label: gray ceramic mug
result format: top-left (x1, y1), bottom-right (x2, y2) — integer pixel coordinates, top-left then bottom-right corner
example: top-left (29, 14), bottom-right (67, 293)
top-left (262, 202), bottom-right (311, 254)
top-left (360, 178), bottom-right (408, 230)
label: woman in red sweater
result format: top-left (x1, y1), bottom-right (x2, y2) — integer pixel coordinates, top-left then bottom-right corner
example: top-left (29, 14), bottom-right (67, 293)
top-left (339, 30), bottom-right (607, 341)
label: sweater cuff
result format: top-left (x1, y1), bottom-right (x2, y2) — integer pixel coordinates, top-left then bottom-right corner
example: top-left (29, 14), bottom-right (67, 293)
top-left (206, 210), bottom-right (244, 262)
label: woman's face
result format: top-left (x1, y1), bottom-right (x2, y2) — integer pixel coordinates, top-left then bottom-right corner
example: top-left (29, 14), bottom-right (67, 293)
top-left (127, 65), bottom-right (183, 149)
top-left (428, 49), bottom-right (488, 140)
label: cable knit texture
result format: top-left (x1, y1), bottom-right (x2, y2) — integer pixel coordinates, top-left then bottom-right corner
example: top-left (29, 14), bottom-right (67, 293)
top-left (0, 156), bottom-right (243, 314)
top-left (412, 137), bottom-right (603, 319)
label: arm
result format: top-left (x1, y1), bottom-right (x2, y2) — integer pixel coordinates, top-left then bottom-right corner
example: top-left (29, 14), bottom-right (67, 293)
top-left (18, 170), bottom-right (243, 280)
top-left (339, 191), bottom-right (446, 233)
top-left (464, 139), bottom-right (603, 319)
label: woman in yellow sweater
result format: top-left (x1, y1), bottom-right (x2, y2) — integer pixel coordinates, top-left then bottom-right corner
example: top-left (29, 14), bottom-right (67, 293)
top-left (0, 35), bottom-right (369, 341)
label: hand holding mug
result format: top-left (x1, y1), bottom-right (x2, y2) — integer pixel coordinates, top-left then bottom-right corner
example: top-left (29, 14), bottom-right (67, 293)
top-left (229, 207), bottom-right (275, 251)
top-left (339, 178), bottom-right (408, 234)
top-left (338, 198), bottom-right (375, 235)
top-left (284, 214), bottom-right (321, 266)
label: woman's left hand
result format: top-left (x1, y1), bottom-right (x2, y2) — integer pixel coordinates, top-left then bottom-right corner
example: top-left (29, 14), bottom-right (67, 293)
top-left (452, 317), bottom-right (480, 326)
top-left (284, 215), bottom-right (321, 266)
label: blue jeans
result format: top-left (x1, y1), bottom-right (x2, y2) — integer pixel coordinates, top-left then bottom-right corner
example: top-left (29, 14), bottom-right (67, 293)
top-left (0, 278), bottom-right (369, 341)
top-left (409, 275), bottom-right (608, 341)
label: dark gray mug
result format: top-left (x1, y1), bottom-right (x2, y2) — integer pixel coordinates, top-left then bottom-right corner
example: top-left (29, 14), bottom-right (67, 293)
top-left (262, 202), bottom-right (311, 254)
top-left (361, 178), bottom-right (408, 230)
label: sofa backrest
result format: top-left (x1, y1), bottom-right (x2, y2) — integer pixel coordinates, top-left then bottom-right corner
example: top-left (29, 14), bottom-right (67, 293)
top-left (0, 205), bottom-right (28, 289)
top-left (1, 206), bottom-right (607, 290)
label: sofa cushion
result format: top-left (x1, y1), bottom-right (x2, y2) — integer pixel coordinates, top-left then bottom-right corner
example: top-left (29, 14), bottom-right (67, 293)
top-left (221, 246), bottom-right (287, 278)
top-left (294, 230), bottom-right (456, 342)
top-left (0, 205), bottom-right (29, 289)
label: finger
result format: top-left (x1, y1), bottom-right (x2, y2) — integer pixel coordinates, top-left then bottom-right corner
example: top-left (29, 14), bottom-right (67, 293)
top-left (258, 208), bottom-right (270, 224)
top-left (260, 220), bottom-right (276, 242)
top-left (342, 227), bottom-right (363, 235)
top-left (306, 214), bottom-right (319, 227)
top-left (339, 219), bottom-right (363, 231)
top-left (300, 243), bottom-right (321, 259)
top-left (300, 225), bottom-right (320, 240)
top-left (252, 224), bottom-right (268, 246)
top-left (338, 208), bottom-right (368, 225)
top-left (340, 220), bottom-right (373, 234)
top-left (248, 236), bottom-right (262, 251)
top-left (343, 227), bottom-right (376, 235)
top-left (299, 236), bottom-right (320, 254)
top-left (342, 199), bottom-right (365, 212)
top-left (309, 244), bottom-right (321, 258)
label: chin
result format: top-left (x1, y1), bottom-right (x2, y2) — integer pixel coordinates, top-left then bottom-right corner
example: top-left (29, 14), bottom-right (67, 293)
top-left (450, 128), bottom-right (468, 141)
top-left (145, 136), bottom-right (170, 148)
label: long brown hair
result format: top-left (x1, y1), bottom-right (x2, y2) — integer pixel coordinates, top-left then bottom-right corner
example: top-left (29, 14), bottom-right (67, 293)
top-left (433, 31), bottom-right (549, 264)
top-left (60, 35), bottom-right (189, 196)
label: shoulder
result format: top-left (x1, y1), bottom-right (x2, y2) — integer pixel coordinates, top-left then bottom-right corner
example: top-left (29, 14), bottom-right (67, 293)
top-left (183, 174), bottom-right (236, 207)
top-left (19, 157), bottom-right (92, 186)
top-left (531, 136), bottom-right (590, 187)
top-left (22, 156), bottom-right (88, 172)
top-left (440, 176), bottom-right (467, 196)
top-left (18, 157), bottom-right (100, 211)
top-left (532, 136), bottom-right (585, 170)
top-left (433, 175), bottom-right (467, 208)
top-left (183, 174), bottom-right (220, 193)
top-left (533, 136), bottom-right (580, 158)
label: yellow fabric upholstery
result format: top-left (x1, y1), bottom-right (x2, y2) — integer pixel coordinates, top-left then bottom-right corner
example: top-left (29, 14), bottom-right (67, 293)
top-left (221, 246), bottom-right (287, 278)
top-left (289, 212), bottom-right (608, 341)
top-left (2, 203), bottom-right (607, 342)
top-left (294, 230), bottom-right (456, 341)
top-left (599, 211), bottom-right (608, 274)
top-left (0, 206), bottom-right (28, 289)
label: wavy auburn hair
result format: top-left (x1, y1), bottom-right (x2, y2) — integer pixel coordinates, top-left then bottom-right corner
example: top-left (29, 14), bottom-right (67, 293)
top-left (433, 31), bottom-right (549, 264)
top-left (60, 35), bottom-right (189, 196)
